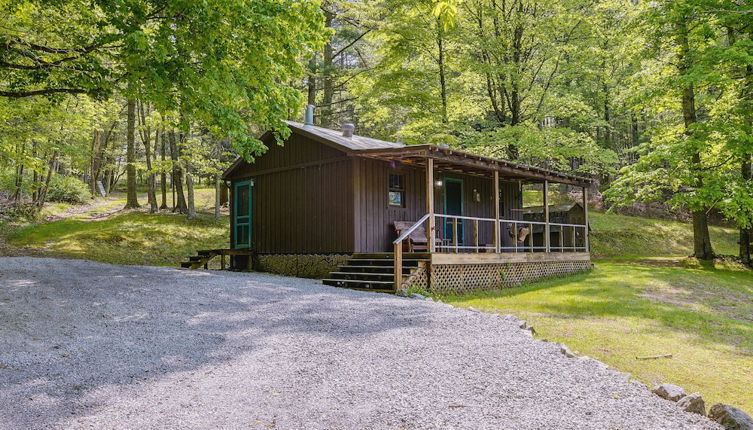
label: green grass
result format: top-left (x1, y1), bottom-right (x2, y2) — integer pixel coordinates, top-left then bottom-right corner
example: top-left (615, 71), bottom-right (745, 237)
top-left (590, 212), bottom-right (739, 258)
top-left (443, 260), bottom-right (753, 414)
top-left (4, 188), bottom-right (228, 266)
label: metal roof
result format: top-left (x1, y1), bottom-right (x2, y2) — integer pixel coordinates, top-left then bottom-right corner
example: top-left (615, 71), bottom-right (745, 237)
top-left (223, 121), bottom-right (591, 185)
top-left (285, 121), bottom-right (405, 151)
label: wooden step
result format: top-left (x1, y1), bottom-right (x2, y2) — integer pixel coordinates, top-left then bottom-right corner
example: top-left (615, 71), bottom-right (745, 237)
top-left (338, 265), bottom-right (412, 273)
top-left (352, 252), bottom-right (431, 259)
top-left (346, 258), bottom-right (423, 266)
top-left (328, 272), bottom-right (401, 281)
top-left (322, 278), bottom-right (394, 288)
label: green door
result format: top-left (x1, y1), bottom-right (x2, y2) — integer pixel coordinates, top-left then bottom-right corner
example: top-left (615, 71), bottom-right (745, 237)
top-left (233, 180), bottom-right (252, 248)
top-left (443, 177), bottom-right (464, 245)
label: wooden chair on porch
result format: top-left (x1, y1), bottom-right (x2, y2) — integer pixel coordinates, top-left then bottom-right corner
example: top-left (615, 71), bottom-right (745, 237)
top-left (394, 221), bottom-right (441, 252)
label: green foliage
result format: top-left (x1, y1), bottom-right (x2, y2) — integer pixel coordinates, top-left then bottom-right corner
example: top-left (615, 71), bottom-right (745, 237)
top-left (589, 212), bottom-right (738, 258)
top-left (1, 0), bottom-right (329, 158)
top-left (46, 176), bottom-right (90, 204)
top-left (444, 260), bottom-right (753, 414)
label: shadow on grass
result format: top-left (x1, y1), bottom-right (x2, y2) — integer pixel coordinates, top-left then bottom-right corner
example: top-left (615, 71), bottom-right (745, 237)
top-left (444, 262), bottom-right (753, 356)
top-left (8, 211), bottom-right (229, 266)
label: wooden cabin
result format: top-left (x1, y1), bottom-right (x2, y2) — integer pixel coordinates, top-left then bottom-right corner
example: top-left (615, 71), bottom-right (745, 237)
top-left (221, 119), bottom-right (592, 294)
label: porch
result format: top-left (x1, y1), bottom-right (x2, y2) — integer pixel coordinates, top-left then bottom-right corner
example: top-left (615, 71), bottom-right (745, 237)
top-left (368, 150), bottom-right (592, 293)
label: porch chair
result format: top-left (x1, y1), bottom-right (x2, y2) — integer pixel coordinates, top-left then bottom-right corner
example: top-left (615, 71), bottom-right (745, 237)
top-left (508, 225), bottom-right (531, 245)
top-left (393, 220), bottom-right (442, 252)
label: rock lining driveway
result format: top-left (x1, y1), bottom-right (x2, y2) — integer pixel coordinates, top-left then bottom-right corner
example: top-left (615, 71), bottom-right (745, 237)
top-left (0, 257), bottom-right (719, 429)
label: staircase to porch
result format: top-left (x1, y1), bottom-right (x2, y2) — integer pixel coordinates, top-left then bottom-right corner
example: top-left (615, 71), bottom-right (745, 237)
top-left (322, 253), bottom-right (430, 293)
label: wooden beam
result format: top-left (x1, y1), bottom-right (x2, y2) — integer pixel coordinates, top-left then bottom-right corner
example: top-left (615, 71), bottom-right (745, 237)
top-left (583, 186), bottom-right (589, 253)
top-left (431, 251), bottom-right (591, 265)
top-left (494, 170), bottom-right (500, 253)
top-left (426, 158), bottom-right (435, 252)
top-left (544, 180), bottom-right (550, 252)
top-left (393, 242), bottom-right (403, 292)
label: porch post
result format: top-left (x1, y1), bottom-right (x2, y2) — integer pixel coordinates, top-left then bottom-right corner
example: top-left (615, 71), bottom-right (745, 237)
top-left (583, 185), bottom-right (589, 253)
top-left (544, 180), bottom-right (550, 252)
top-left (493, 170), bottom-right (500, 253)
top-left (426, 157), bottom-right (435, 252)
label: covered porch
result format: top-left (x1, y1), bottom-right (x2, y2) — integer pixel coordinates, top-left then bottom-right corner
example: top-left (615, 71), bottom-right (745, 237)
top-left (358, 145), bottom-right (592, 293)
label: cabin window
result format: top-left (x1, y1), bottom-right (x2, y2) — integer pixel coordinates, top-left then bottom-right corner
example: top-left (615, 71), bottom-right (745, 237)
top-left (388, 173), bottom-right (404, 207)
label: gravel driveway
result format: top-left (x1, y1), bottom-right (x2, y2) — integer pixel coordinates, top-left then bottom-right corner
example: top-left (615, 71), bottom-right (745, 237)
top-left (0, 257), bottom-right (719, 429)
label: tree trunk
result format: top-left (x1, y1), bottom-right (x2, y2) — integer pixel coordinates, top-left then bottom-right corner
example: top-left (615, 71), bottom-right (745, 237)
top-left (89, 131), bottom-right (100, 198)
top-left (160, 129), bottom-right (168, 209)
top-left (214, 175), bottom-right (221, 220)
top-left (137, 101), bottom-right (158, 213)
top-left (740, 57), bottom-right (753, 264)
top-left (36, 151), bottom-right (58, 207)
top-left (31, 142), bottom-right (39, 202)
top-left (319, 7), bottom-right (335, 128)
top-left (13, 142), bottom-right (25, 202)
top-left (186, 170), bottom-right (196, 219)
top-left (169, 131), bottom-right (187, 214)
top-left (436, 18), bottom-right (448, 124)
top-left (678, 20), bottom-right (713, 260)
top-left (125, 98), bottom-right (140, 208)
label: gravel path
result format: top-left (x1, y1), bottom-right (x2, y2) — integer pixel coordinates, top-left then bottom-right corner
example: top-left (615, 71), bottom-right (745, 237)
top-left (0, 257), bottom-right (719, 429)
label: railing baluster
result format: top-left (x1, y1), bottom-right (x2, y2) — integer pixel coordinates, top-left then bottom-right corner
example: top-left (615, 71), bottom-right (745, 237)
top-left (452, 217), bottom-right (458, 253)
top-left (571, 226), bottom-right (576, 253)
top-left (529, 222), bottom-right (533, 253)
top-left (473, 219), bottom-right (479, 253)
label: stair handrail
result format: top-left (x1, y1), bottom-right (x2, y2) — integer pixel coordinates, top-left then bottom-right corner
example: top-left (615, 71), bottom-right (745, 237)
top-left (393, 213), bottom-right (432, 293)
top-left (393, 213), bottom-right (432, 245)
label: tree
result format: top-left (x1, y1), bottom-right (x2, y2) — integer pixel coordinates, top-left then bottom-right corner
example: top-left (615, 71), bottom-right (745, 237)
top-left (606, 0), bottom-right (725, 260)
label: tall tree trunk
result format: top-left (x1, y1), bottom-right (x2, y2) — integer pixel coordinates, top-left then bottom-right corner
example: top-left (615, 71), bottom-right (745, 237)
top-left (160, 129), bottom-right (168, 209)
top-left (36, 151), bottom-right (58, 207)
top-left (307, 56), bottom-right (317, 108)
top-left (169, 131), bottom-right (187, 214)
top-left (740, 45), bottom-right (753, 265)
top-left (31, 142), bottom-right (39, 202)
top-left (436, 18), bottom-right (448, 124)
top-left (89, 131), bottom-right (100, 197)
top-left (320, 6), bottom-right (335, 128)
top-left (137, 101), bottom-right (158, 213)
top-left (678, 20), bottom-right (713, 260)
top-left (185, 170), bottom-right (196, 219)
top-left (13, 142), bottom-right (25, 202)
top-left (214, 175), bottom-right (221, 220)
top-left (125, 98), bottom-right (140, 209)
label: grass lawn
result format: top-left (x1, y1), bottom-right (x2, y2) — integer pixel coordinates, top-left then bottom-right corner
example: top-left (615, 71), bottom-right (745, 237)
top-left (443, 260), bottom-right (753, 414)
top-left (3, 188), bottom-right (229, 267)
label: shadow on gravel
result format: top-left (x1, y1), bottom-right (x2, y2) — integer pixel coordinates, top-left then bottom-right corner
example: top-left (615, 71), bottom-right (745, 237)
top-left (0, 260), bottom-right (424, 429)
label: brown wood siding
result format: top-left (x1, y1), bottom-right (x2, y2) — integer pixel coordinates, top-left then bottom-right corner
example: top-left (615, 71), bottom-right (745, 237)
top-left (353, 158), bottom-right (523, 252)
top-left (229, 133), bottom-right (354, 253)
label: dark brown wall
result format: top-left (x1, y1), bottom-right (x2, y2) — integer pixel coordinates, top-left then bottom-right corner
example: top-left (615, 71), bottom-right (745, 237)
top-left (353, 158), bottom-right (522, 253)
top-left (229, 131), bottom-right (525, 254)
top-left (229, 133), bottom-right (354, 253)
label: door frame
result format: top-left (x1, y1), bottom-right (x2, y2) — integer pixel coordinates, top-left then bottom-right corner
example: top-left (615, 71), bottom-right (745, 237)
top-left (442, 177), bottom-right (464, 244)
top-left (233, 180), bottom-right (253, 249)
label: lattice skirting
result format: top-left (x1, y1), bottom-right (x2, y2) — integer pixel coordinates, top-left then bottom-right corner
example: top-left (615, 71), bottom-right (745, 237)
top-left (254, 254), bottom-right (350, 279)
top-left (428, 260), bottom-right (592, 295)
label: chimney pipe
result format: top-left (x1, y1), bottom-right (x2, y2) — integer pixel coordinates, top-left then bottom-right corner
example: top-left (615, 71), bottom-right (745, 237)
top-left (342, 122), bottom-right (355, 138)
top-left (304, 104), bottom-right (314, 126)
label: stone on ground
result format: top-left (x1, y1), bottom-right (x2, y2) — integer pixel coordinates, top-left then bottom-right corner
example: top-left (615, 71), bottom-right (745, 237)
top-left (678, 393), bottom-right (706, 416)
top-left (708, 404), bottom-right (753, 430)
top-left (653, 383), bottom-right (687, 402)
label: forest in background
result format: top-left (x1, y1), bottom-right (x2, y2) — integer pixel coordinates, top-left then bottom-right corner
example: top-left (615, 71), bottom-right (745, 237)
top-left (1, 0), bottom-right (752, 263)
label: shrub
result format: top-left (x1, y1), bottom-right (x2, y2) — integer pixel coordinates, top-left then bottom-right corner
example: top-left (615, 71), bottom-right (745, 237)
top-left (47, 176), bottom-right (90, 204)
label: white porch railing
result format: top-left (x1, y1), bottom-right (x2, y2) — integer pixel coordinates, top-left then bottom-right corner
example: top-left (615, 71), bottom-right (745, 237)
top-left (392, 213), bottom-right (589, 291)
